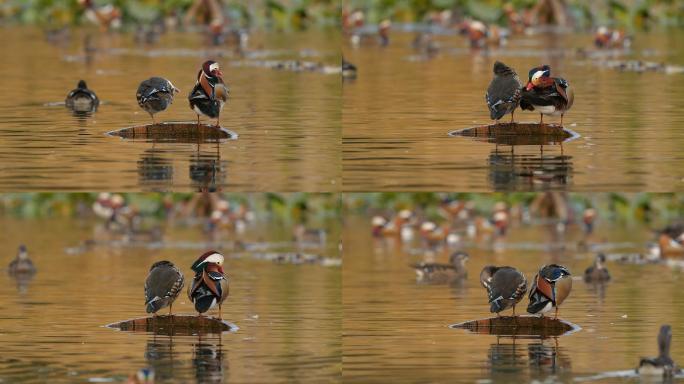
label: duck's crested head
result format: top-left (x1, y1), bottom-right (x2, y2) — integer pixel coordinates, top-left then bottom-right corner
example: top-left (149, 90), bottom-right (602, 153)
top-left (596, 253), bottom-right (607, 265)
top-left (192, 250), bottom-right (225, 273)
top-left (542, 264), bottom-right (571, 281)
top-left (202, 60), bottom-right (223, 79)
top-left (77, 80), bottom-right (88, 89)
top-left (526, 64), bottom-right (551, 90)
top-left (17, 244), bottom-right (28, 259)
top-left (450, 251), bottom-right (469, 266)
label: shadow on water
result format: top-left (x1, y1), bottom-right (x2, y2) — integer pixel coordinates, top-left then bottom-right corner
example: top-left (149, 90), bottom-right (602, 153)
top-left (138, 147), bottom-right (174, 189)
top-left (488, 147), bottom-right (573, 190)
top-left (487, 337), bottom-right (572, 381)
top-left (144, 334), bottom-right (227, 383)
top-left (190, 145), bottom-right (227, 192)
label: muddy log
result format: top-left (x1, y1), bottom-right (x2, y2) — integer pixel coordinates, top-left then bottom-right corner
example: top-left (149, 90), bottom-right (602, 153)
top-left (106, 314), bottom-right (238, 336)
top-left (450, 315), bottom-right (580, 338)
top-left (449, 123), bottom-right (579, 146)
top-left (107, 122), bottom-right (238, 143)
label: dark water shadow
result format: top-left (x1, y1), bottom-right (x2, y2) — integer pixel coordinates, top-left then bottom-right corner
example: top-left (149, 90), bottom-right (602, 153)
top-left (190, 146), bottom-right (228, 192)
top-left (449, 123), bottom-right (580, 146)
top-left (488, 147), bottom-right (573, 191)
top-left (450, 315), bottom-right (581, 338)
top-left (105, 314), bottom-right (239, 336)
top-left (106, 122), bottom-right (238, 143)
top-left (138, 147), bottom-right (174, 189)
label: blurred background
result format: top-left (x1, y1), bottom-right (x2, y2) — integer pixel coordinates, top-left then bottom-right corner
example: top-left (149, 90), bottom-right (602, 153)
top-left (0, 192), bottom-right (341, 383)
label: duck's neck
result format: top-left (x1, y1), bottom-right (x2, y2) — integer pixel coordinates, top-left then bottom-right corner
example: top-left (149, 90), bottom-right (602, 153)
top-left (658, 333), bottom-right (671, 358)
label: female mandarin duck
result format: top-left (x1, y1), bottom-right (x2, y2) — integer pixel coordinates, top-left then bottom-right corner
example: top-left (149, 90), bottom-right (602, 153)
top-left (188, 250), bottom-right (230, 318)
top-left (527, 264), bottom-right (572, 318)
top-left (520, 65), bottom-right (574, 126)
top-left (136, 77), bottom-right (179, 124)
top-left (583, 253), bottom-right (610, 283)
top-left (189, 60), bottom-right (230, 127)
top-left (65, 80), bottom-right (99, 112)
top-left (144, 261), bottom-right (184, 316)
top-left (638, 325), bottom-right (679, 378)
top-left (411, 251), bottom-right (469, 284)
top-left (480, 265), bottom-right (527, 316)
top-left (485, 61), bottom-right (522, 124)
top-left (8, 245), bottom-right (37, 275)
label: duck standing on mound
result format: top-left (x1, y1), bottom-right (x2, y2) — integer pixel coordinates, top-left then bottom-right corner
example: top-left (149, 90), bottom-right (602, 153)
top-left (189, 60), bottom-right (230, 127)
top-left (188, 250), bottom-right (230, 318)
top-left (65, 80), bottom-right (99, 112)
top-left (136, 77), bottom-right (179, 124)
top-left (527, 264), bottom-right (572, 319)
top-left (638, 325), bottom-right (679, 378)
top-left (485, 61), bottom-right (522, 124)
top-left (520, 65), bottom-right (574, 126)
top-left (480, 265), bottom-right (527, 316)
top-left (144, 260), bottom-right (184, 316)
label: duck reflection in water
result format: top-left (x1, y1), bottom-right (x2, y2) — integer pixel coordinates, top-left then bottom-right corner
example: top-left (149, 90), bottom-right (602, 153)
top-left (144, 335), bottom-right (178, 382)
top-left (528, 338), bottom-right (571, 375)
top-left (488, 147), bottom-right (573, 191)
top-left (193, 334), bottom-right (226, 383)
top-left (190, 146), bottom-right (227, 192)
top-left (138, 147), bottom-right (174, 189)
top-left (486, 337), bottom-right (572, 380)
top-left (487, 337), bottom-right (526, 377)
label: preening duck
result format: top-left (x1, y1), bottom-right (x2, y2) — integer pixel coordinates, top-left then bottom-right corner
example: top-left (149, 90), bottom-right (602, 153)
top-left (527, 264), bottom-right (572, 318)
top-left (485, 61), bottom-right (522, 124)
top-left (144, 260), bottom-right (184, 315)
top-left (520, 65), bottom-right (574, 126)
top-left (480, 265), bottom-right (527, 316)
top-left (136, 77), bottom-right (179, 124)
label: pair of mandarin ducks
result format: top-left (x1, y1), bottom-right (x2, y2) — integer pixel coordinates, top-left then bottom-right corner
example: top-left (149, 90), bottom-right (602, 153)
top-left (485, 61), bottom-right (574, 126)
top-left (136, 60), bottom-right (229, 125)
top-left (144, 250), bottom-right (229, 318)
top-left (480, 264), bottom-right (572, 318)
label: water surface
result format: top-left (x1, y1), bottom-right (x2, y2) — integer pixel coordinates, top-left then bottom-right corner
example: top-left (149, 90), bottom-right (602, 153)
top-left (0, 27), bottom-right (341, 191)
top-left (343, 215), bottom-right (684, 382)
top-left (342, 31), bottom-right (684, 191)
top-left (0, 216), bottom-right (341, 383)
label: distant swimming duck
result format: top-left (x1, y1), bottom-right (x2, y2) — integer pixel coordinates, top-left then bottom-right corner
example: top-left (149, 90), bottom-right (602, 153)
top-left (520, 65), bottom-right (574, 126)
top-left (136, 77), bottom-right (179, 124)
top-left (342, 57), bottom-right (357, 79)
top-left (144, 260), bottom-right (184, 315)
top-left (125, 367), bottom-right (155, 384)
top-left (8, 245), bottom-right (36, 275)
top-left (65, 80), bottom-right (99, 112)
top-left (595, 26), bottom-right (632, 49)
top-left (189, 60), bottom-right (230, 127)
top-left (378, 20), bottom-right (391, 46)
top-left (637, 325), bottom-right (679, 378)
top-left (485, 61), bottom-right (523, 124)
top-left (527, 264), bottom-right (572, 318)
top-left (480, 265), bottom-right (527, 316)
top-left (584, 253), bottom-right (610, 283)
top-left (412, 251), bottom-right (469, 284)
top-left (188, 250), bottom-right (230, 318)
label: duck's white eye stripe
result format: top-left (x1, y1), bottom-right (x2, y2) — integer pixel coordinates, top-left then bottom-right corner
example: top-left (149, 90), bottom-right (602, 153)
top-left (209, 63), bottom-right (219, 72)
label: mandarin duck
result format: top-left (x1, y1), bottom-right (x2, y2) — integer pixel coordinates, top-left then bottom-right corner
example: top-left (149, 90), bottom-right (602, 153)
top-left (638, 325), bottom-right (679, 378)
top-left (583, 253), bottom-right (610, 283)
top-left (485, 61), bottom-right (522, 124)
top-left (582, 208), bottom-right (597, 235)
top-left (527, 264), bottom-right (572, 318)
top-left (188, 250), bottom-right (230, 318)
top-left (189, 60), bottom-right (230, 127)
top-left (136, 77), bottom-right (180, 124)
top-left (411, 251), bottom-right (468, 284)
top-left (144, 261), bottom-right (184, 315)
top-left (520, 65), bottom-right (574, 126)
top-left (125, 367), bottom-right (155, 384)
top-left (8, 245), bottom-right (37, 275)
top-left (595, 27), bottom-right (632, 49)
top-left (480, 265), bottom-right (527, 316)
top-left (65, 80), bottom-right (99, 112)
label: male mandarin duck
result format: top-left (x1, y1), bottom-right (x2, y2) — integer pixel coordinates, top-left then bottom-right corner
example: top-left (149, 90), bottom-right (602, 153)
top-left (637, 325), bottom-right (679, 378)
top-left (378, 20), bottom-right (391, 46)
top-left (595, 26), bottom-right (632, 49)
top-left (189, 60), bottom-right (230, 127)
top-left (527, 264), bottom-right (572, 318)
top-left (144, 261), bottom-right (184, 315)
top-left (480, 265), bottom-right (527, 316)
top-left (8, 245), bottom-right (37, 275)
top-left (188, 250), bottom-right (230, 318)
top-left (136, 77), bottom-right (180, 124)
top-left (583, 253), bottom-right (610, 283)
top-left (520, 65), bottom-right (574, 126)
top-left (412, 251), bottom-right (469, 284)
top-left (582, 208), bottom-right (597, 235)
top-left (65, 80), bottom-right (99, 112)
top-left (486, 61), bottom-right (522, 124)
